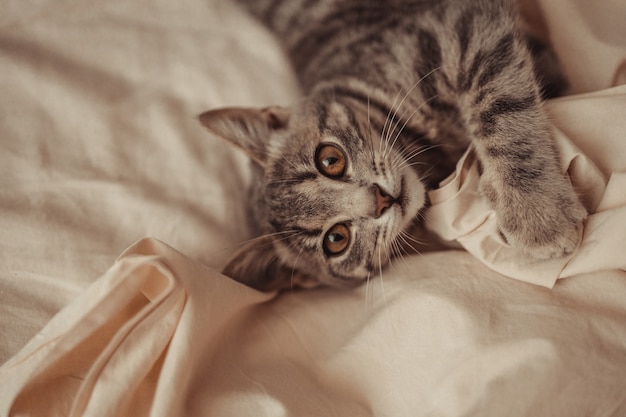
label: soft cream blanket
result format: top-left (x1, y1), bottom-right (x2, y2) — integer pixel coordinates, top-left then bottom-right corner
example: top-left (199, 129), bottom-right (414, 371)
top-left (1, 0), bottom-right (625, 415)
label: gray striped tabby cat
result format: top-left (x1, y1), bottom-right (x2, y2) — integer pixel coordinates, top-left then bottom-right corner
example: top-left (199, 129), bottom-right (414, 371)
top-left (200, 0), bottom-right (586, 290)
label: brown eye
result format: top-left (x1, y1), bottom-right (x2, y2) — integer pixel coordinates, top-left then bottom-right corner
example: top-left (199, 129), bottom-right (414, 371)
top-left (315, 144), bottom-right (346, 178)
top-left (323, 223), bottom-right (351, 256)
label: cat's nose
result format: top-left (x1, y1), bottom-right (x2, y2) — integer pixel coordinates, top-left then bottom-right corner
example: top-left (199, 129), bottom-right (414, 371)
top-left (373, 184), bottom-right (395, 218)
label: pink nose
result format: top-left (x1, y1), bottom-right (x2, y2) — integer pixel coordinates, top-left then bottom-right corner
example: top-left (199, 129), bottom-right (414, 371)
top-left (374, 184), bottom-right (395, 218)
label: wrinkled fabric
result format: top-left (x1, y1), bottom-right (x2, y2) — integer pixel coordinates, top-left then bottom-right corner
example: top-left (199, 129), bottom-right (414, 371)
top-left (2, 240), bottom-right (626, 417)
top-left (427, 87), bottom-right (626, 287)
top-left (1, 0), bottom-right (625, 416)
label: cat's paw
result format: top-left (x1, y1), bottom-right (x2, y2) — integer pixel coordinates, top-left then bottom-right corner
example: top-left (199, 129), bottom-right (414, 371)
top-left (494, 180), bottom-right (587, 260)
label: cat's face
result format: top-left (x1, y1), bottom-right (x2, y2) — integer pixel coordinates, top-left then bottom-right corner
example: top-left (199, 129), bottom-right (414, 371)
top-left (200, 96), bottom-right (425, 290)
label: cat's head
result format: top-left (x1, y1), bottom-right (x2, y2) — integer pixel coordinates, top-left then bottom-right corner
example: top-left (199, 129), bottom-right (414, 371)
top-left (200, 95), bottom-right (426, 290)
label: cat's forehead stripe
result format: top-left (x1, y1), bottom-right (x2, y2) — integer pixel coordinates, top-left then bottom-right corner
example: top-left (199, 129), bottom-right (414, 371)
top-left (318, 100), bottom-right (368, 158)
top-left (316, 101), bottom-right (329, 134)
top-left (337, 97), bottom-right (364, 144)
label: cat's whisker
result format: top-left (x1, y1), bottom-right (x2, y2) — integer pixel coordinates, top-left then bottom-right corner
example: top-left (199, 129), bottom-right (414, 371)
top-left (290, 246), bottom-right (305, 292)
top-left (399, 160), bottom-right (429, 170)
top-left (396, 233), bottom-right (422, 260)
top-left (377, 244), bottom-right (388, 307)
top-left (397, 231), bottom-right (415, 249)
top-left (267, 178), bottom-right (310, 185)
top-left (416, 164), bottom-right (438, 185)
top-left (390, 241), bottom-right (399, 263)
top-left (399, 229), bottom-right (426, 247)
top-left (382, 67), bottom-right (442, 158)
top-left (414, 209), bottom-right (429, 227)
top-left (382, 88), bottom-right (412, 157)
top-left (392, 153), bottom-right (423, 172)
top-left (278, 152), bottom-right (300, 171)
top-left (390, 238), bottom-right (408, 268)
top-left (380, 88), bottom-right (405, 157)
top-left (386, 95), bottom-right (439, 160)
top-left (392, 143), bottom-right (444, 170)
top-left (391, 142), bottom-right (434, 168)
top-left (213, 229), bottom-right (301, 255)
top-left (268, 231), bottom-right (306, 247)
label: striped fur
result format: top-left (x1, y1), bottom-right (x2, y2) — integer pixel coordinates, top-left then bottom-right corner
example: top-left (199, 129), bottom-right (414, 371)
top-left (199, 0), bottom-right (586, 290)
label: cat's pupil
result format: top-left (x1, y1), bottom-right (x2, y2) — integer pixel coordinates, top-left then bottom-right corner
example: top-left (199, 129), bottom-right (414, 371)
top-left (323, 157), bottom-right (338, 167)
top-left (328, 233), bottom-right (343, 242)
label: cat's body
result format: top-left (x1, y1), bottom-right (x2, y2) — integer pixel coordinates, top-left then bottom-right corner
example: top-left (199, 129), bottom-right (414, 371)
top-left (200, 0), bottom-right (586, 290)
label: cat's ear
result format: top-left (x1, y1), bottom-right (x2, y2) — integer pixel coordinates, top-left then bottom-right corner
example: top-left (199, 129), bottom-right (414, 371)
top-left (222, 236), bottom-right (319, 291)
top-left (198, 106), bottom-right (290, 166)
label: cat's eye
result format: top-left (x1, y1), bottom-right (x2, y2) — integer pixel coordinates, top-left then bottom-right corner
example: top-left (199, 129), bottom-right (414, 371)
top-left (315, 144), bottom-right (347, 178)
top-left (323, 223), bottom-right (350, 256)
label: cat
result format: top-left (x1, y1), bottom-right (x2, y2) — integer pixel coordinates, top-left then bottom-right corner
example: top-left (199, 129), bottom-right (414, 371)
top-left (199, 0), bottom-right (586, 291)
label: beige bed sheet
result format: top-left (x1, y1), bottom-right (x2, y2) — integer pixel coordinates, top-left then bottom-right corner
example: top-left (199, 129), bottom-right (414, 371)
top-left (1, 0), bottom-right (625, 416)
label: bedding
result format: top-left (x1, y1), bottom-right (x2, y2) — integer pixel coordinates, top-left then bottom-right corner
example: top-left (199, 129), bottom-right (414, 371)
top-left (1, 0), bottom-right (625, 416)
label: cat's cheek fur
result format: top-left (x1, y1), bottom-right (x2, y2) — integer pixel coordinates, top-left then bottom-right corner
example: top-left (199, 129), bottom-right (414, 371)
top-left (222, 236), bottom-right (321, 291)
top-left (398, 168), bottom-right (427, 233)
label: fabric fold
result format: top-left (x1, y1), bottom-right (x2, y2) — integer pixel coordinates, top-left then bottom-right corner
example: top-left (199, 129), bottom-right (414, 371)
top-left (0, 241), bottom-right (186, 417)
top-left (561, 173), bottom-right (626, 277)
top-left (0, 238), bottom-right (278, 417)
top-left (426, 87), bottom-right (625, 287)
top-left (1, 0), bottom-right (626, 415)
